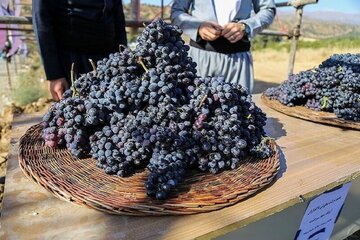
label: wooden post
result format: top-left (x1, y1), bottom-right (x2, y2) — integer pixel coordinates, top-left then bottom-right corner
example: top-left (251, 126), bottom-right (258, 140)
top-left (161, 0), bottom-right (164, 19)
top-left (13, 54), bottom-right (18, 74)
top-left (0, 16), bottom-right (32, 24)
top-left (6, 59), bottom-right (12, 90)
top-left (275, 0), bottom-right (318, 8)
top-left (130, 0), bottom-right (140, 35)
top-left (4, 29), bottom-right (13, 90)
top-left (0, 27), bottom-right (33, 32)
top-left (288, 6), bottom-right (303, 76)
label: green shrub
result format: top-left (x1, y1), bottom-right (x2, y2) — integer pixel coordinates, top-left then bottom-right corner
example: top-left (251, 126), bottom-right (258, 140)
top-left (12, 73), bottom-right (48, 106)
top-left (252, 34), bottom-right (360, 52)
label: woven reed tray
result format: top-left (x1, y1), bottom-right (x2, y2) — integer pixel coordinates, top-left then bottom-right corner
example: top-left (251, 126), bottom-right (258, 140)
top-left (261, 94), bottom-right (360, 130)
top-left (19, 124), bottom-right (280, 216)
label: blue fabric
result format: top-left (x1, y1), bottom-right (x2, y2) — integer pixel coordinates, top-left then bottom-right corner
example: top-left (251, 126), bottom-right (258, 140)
top-left (189, 47), bottom-right (254, 92)
top-left (171, 0), bottom-right (276, 92)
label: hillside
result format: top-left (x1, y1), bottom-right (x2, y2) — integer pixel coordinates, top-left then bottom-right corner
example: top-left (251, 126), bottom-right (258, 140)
top-left (124, 4), bottom-right (360, 39)
top-left (273, 11), bottom-right (360, 39)
top-left (123, 4), bottom-right (171, 22)
top-left (301, 11), bottom-right (360, 26)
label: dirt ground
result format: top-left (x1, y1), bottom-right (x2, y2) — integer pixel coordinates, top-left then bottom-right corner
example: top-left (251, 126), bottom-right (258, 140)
top-left (0, 109), bottom-right (12, 213)
top-left (0, 98), bottom-right (51, 212)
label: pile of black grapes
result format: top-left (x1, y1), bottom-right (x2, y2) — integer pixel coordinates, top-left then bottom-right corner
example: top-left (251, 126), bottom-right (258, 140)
top-left (41, 19), bottom-right (273, 200)
top-left (265, 53), bottom-right (360, 121)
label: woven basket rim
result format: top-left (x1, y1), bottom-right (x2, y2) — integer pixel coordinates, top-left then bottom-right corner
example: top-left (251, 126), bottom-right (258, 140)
top-left (19, 124), bottom-right (280, 216)
top-left (261, 94), bottom-right (360, 130)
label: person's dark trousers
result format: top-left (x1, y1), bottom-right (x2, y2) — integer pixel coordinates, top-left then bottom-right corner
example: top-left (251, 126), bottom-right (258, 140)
top-left (59, 50), bottom-right (109, 85)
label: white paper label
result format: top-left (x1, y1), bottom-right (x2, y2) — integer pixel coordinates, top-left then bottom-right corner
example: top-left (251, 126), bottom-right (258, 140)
top-left (295, 182), bottom-right (352, 240)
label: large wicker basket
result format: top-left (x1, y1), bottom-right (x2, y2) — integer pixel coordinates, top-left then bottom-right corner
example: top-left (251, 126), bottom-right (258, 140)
top-left (19, 124), bottom-right (280, 216)
top-left (261, 94), bottom-right (360, 130)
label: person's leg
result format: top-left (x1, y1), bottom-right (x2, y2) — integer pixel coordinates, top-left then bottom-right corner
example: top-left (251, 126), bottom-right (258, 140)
top-left (227, 51), bottom-right (254, 93)
top-left (188, 47), bottom-right (213, 77)
top-left (188, 47), bottom-right (254, 92)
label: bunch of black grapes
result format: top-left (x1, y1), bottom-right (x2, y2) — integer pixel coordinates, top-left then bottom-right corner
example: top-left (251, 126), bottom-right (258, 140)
top-left (266, 53), bottom-right (360, 121)
top-left (319, 53), bottom-right (360, 72)
top-left (41, 19), bottom-right (273, 200)
top-left (183, 76), bottom-right (269, 173)
top-left (41, 96), bottom-right (105, 157)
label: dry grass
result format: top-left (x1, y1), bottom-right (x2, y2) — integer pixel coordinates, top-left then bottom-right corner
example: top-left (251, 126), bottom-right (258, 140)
top-left (252, 47), bottom-right (359, 94)
top-left (253, 47), bottom-right (359, 83)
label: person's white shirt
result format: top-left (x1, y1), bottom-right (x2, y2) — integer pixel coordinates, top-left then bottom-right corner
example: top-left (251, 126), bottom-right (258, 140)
top-left (213, 0), bottom-right (242, 26)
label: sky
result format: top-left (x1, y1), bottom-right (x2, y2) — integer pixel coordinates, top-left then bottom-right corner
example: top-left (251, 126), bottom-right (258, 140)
top-left (123, 0), bottom-right (360, 14)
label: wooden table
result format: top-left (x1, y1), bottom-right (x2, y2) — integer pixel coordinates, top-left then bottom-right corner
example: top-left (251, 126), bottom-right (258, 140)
top-left (1, 95), bottom-right (360, 240)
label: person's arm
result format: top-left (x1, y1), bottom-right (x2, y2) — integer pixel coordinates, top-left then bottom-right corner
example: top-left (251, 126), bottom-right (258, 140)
top-left (32, 0), bottom-right (67, 101)
top-left (171, 0), bottom-right (222, 41)
top-left (171, 0), bottom-right (202, 41)
top-left (114, 0), bottom-right (127, 48)
top-left (239, 0), bottom-right (276, 38)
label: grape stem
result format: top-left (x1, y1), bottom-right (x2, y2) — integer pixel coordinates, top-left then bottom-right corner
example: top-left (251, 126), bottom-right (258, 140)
top-left (255, 136), bottom-right (274, 151)
top-left (88, 59), bottom-right (97, 74)
top-left (321, 97), bottom-right (329, 109)
top-left (337, 65), bottom-right (343, 73)
top-left (198, 94), bottom-right (208, 108)
top-left (70, 63), bottom-right (78, 97)
top-left (261, 136), bottom-right (274, 143)
top-left (138, 57), bottom-right (149, 72)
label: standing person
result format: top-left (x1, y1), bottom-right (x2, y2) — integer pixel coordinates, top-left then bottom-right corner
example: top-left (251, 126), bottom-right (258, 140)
top-left (33, 0), bottom-right (127, 101)
top-left (171, 0), bottom-right (276, 92)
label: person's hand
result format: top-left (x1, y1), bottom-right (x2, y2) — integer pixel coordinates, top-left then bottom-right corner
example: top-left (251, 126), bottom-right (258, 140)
top-left (221, 22), bottom-right (246, 43)
top-left (49, 77), bottom-right (68, 101)
top-left (198, 21), bottom-right (223, 41)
